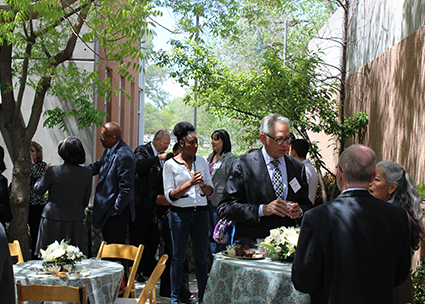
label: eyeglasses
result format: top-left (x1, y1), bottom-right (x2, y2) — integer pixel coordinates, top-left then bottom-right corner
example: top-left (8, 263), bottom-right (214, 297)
top-left (100, 133), bottom-right (113, 139)
top-left (337, 165), bottom-right (344, 173)
top-left (161, 140), bottom-right (170, 146)
top-left (266, 133), bottom-right (292, 145)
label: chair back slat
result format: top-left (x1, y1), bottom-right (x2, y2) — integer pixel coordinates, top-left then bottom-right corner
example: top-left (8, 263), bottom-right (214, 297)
top-left (17, 281), bottom-right (87, 304)
top-left (9, 240), bottom-right (24, 264)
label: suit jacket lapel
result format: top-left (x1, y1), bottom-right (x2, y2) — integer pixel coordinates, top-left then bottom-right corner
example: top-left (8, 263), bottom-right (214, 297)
top-left (254, 149), bottom-right (276, 200)
top-left (210, 154), bottom-right (225, 178)
top-left (98, 141), bottom-right (123, 183)
top-left (284, 155), bottom-right (297, 200)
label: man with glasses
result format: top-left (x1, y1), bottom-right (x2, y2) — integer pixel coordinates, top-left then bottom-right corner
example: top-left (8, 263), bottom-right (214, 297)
top-left (130, 130), bottom-right (171, 282)
top-left (87, 122), bottom-right (136, 245)
top-left (218, 114), bottom-right (312, 247)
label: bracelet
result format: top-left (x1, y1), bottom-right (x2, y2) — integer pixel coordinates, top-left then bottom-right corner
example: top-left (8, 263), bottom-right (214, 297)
top-left (200, 184), bottom-right (207, 188)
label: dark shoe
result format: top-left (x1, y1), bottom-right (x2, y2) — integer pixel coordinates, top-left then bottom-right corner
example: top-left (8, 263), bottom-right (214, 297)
top-left (135, 273), bottom-right (146, 283)
top-left (181, 295), bottom-right (198, 303)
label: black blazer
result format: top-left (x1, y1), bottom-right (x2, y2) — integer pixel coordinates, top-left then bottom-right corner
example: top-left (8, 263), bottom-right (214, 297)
top-left (134, 142), bottom-right (162, 209)
top-left (34, 162), bottom-right (92, 221)
top-left (218, 148), bottom-right (312, 246)
top-left (292, 190), bottom-right (411, 304)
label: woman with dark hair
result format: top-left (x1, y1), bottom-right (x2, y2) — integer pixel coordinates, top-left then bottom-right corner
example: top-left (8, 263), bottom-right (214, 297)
top-left (34, 136), bottom-right (92, 256)
top-left (0, 146), bottom-right (12, 226)
top-left (29, 141), bottom-right (49, 259)
top-left (369, 161), bottom-right (424, 304)
top-left (151, 143), bottom-right (196, 303)
top-left (206, 129), bottom-right (235, 256)
top-left (163, 122), bottom-right (214, 304)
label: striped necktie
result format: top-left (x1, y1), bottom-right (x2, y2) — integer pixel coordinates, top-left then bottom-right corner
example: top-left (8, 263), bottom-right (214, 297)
top-left (271, 159), bottom-right (283, 200)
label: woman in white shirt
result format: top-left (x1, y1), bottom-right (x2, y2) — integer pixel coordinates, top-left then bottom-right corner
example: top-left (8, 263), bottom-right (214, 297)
top-left (163, 122), bottom-right (213, 304)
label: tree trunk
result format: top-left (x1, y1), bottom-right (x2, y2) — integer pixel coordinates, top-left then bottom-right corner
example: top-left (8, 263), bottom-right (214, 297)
top-left (7, 143), bottom-right (31, 260)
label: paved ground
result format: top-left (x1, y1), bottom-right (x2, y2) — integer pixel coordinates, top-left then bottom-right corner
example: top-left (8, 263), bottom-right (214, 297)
top-left (134, 273), bottom-right (199, 304)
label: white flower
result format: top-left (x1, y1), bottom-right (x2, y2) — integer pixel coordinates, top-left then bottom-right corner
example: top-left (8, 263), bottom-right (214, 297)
top-left (270, 229), bottom-right (281, 241)
top-left (274, 246), bottom-right (282, 253)
top-left (286, 229), bottom-right (300, 246)
top-left (264, 236), bottom-right (274, 244)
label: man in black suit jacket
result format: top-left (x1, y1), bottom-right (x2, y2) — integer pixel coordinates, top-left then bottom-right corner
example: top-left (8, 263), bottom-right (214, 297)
top-left (130, 130), bottom-right (170, 280)
top-left (292, 145), bottom-right (411, 303)
top-left (218, 114), bottom-right (312, 247)
top-left (86, 122), bottom-right (136, 244)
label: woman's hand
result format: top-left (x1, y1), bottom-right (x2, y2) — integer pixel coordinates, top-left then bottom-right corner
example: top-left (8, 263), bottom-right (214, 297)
top-left (191, 171), bottom-right (204, 186)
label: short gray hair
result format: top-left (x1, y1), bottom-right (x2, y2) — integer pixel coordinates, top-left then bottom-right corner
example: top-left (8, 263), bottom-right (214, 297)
top-left (154, 130), bottom-right (169, 140)
top-left (338, 144), bottom-right (376, 184)
top-left (260, 114), bottom-right (290, 135)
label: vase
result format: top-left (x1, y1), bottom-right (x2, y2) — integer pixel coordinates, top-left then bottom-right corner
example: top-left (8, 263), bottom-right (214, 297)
top-left (279, 255), bottom-right (294, 262)
top-left (270, 254), bottom-right (280, 261)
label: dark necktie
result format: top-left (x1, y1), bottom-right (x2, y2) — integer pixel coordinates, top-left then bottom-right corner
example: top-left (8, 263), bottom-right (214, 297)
top-left (271, 159), bottom-right (283, 200)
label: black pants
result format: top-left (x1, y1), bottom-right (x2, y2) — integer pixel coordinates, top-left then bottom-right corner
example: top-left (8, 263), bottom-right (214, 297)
top-left (102, 204), bottom-right (131, 244)
top-left (128, 204), bottom-right (160, 276)
top-left (28, 204), bottom-right (45, 260)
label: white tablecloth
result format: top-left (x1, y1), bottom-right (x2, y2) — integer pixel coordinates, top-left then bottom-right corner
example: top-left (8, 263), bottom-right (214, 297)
top-left (13, 259), bottom-right (124, 304)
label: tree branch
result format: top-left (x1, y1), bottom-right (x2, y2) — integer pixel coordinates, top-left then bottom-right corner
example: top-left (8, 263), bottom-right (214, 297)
top-left (0, 0), bottom-right (80, 23)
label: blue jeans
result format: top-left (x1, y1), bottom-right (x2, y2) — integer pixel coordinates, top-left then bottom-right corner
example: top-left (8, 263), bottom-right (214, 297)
top-left (169, 209), bottom-right (208, 303)
top-left (207, 202), bottom-right (227, 260)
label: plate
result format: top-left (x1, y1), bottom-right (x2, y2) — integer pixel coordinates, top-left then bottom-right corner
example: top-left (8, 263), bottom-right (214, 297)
top-left (222, 251), bottom-right (265, 260)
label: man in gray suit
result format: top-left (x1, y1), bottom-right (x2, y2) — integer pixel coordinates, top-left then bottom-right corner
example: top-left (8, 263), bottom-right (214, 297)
top-left (218, 114), bottom-right (312, 247)
top-left (87, 122), bottom-right (136, 244)
top-left (292, 145), bottom-right (411, 303)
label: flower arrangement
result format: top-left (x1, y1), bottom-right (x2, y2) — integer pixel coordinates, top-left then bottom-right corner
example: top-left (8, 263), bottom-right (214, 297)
top-left (259, 226), bottom-right (300, 260)
top-left (40, 239), bottom-right (85, 272)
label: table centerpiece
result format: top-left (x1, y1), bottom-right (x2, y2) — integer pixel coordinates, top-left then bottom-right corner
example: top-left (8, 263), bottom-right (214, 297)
top-left (40, 239), bottom-right (85, 272)
top-left (258, 226), bottom-right (300, 261)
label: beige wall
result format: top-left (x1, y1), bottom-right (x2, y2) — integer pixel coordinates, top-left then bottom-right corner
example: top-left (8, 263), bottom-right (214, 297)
top-left (345, 24), bottom-right (425, 184)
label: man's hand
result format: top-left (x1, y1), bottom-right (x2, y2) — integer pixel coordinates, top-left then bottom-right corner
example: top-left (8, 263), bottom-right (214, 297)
top-left (158, 152), bottom-right (168, 161)
top-left (263, 200), bottom-right (302, 219)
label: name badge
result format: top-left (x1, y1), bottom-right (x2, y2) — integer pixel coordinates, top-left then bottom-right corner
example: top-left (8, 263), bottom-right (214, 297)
top-left (289, 177), bottom-right (301, 193)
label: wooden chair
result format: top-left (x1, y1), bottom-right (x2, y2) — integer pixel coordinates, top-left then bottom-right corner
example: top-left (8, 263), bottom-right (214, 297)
top-left (16, 281), bottom-right (87, 304)
top-left (96, 241), bottom-right (144, 298)
top-left (9, 240), bottom-right (24, 264)
top-left (115, 254), bottom-right (168, 304)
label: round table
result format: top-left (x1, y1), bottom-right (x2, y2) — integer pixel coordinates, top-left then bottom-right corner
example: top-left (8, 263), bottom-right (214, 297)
top-left (203, 252), bottom-right (311, 304)
top-left (13, 259), bottom-right (124, 304)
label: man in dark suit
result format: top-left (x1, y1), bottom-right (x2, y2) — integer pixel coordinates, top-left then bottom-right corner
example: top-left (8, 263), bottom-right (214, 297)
top-left (130, 130), bottom-right (170, 281)
top-left (218, 113), bottom-right (312, 247)
top-left (87, 122), bottom-right (136, 244)
top-left (292, 144), bottom-right (411, 303)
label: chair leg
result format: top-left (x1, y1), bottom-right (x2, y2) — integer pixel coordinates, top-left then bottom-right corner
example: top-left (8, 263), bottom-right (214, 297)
top-left (152, 290), bottom-right (156, 304)
top-left (130, 282), bottom-right (136, 298)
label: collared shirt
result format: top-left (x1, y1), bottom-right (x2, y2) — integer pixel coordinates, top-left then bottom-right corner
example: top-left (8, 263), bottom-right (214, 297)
top-left (258, 147), bottom-right (288, 217)
top-left (261, 147), bottom-right (288, 200)
top-left (341, 187), bottom-right (368, 194)
top-left (150, 141), bottom-right (164, 167)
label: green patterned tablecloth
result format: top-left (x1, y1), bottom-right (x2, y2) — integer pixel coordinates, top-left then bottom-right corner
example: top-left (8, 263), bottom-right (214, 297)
top-left (203, 252), bottom-right (311, 304)
top-left (13, 259), bottom-right (124, 304)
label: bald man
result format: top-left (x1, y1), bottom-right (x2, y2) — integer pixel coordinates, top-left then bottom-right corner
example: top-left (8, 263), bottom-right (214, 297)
top-left (87, 122), bottom-right (136, 244)
top-left (292, 145), bottom-right (411, 303)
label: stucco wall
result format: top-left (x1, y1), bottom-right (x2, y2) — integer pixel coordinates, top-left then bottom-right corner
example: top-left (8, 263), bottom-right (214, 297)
top-left (308, 0), bottom-right (425, 182)
top-left (346, 23), bottom-right (425, 184)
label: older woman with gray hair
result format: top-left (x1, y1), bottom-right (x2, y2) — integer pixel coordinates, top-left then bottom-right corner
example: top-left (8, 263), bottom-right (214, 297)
top-left (369, 160), bottom-right (424, 304)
